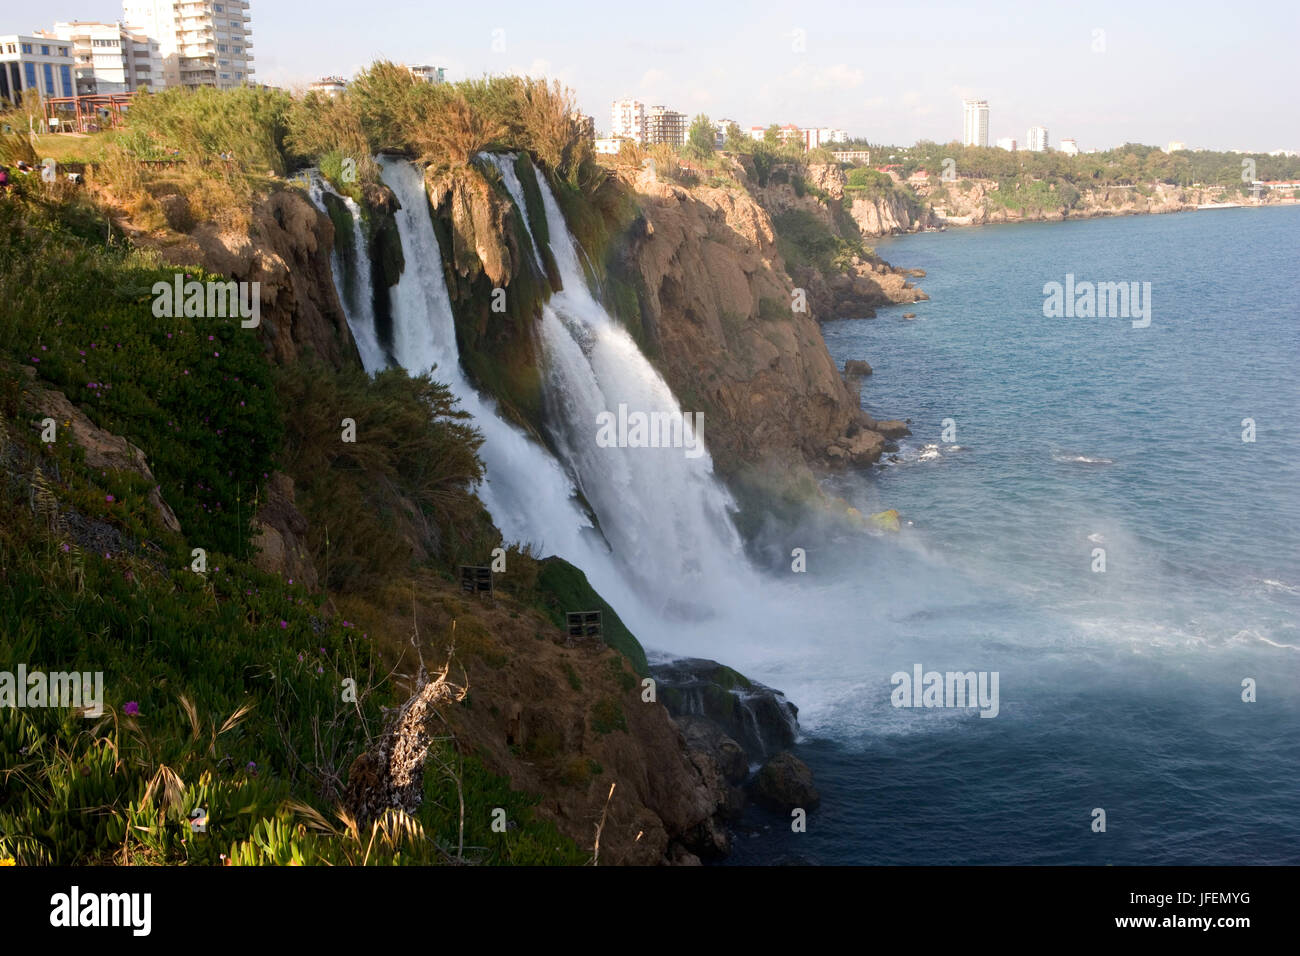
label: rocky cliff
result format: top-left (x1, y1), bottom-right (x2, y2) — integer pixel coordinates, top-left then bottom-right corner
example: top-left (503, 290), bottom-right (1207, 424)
top-left (611, 165), bottom-right (902, 482)
top-left (913, 177), bottom-right (1242, 226)
top-left (115, 183), bottom-right (362, 370)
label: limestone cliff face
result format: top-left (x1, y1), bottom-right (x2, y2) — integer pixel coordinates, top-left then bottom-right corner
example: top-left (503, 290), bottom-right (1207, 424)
top-left (916, 177), bottom-right (1227, 226)
top-left (614, 167), bottom-right (889, 478)
top-left (746, 163), bottom-right (929, 317)
top-left (848, 192), bottom-right (936, 235)
top-left (423, 159), bottom-right (554, 431)
top-left (154, 189), bottom-right (362, 370)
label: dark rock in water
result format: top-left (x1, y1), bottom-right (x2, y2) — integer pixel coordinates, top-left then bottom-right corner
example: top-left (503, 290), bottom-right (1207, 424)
top-left (676, 714), bottom-right (749, 785)
top-left (651, 658), bottom-right (799, 760)
top-left (844, 359), bottom-right (873, 378)
top-left (874, 420), bottom-right (912, 439)
top-left (667, 843), bottom-right (702, 866)
top-left (719, 784), bottom-right (748, 821)
top-left (752, 751), bottom-right (820, 812)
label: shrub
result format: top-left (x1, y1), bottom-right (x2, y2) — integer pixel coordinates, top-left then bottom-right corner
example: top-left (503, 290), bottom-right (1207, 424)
top-left (275, 361), bottom-right (491, 592)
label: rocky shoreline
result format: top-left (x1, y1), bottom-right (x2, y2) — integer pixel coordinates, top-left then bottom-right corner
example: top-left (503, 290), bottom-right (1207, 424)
top-left (834, 167), bottom-right (1300, 238)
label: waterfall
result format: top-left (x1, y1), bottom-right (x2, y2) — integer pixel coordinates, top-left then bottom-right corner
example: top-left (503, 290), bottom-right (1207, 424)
top-left (307, 174), bottom-right (388, 373)
top-left (526, 165), bottom-right (753, 615)
top-left (319, 154), bottom-right (806, 676)
top-left (376, 155), bottom-right (618, 568)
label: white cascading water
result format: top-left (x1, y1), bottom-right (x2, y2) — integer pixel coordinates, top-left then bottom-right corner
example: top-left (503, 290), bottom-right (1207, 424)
top-left (374, 155), bottom-right (622, 569)
top-left (523, 164), bottom-right (756, 617)
top-left (306, 174), bottom-right (388, 372)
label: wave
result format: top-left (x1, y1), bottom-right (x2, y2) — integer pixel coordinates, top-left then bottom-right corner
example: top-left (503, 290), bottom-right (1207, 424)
top-left (1052, 451), bottom-right (1115, 465)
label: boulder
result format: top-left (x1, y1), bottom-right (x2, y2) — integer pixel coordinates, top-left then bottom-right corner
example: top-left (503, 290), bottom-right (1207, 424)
top-left (752, 751), bottom-right (820, 812)
top-left (844, 359), bottom-right (873, 377)
top-left (651, 658), bottom-right (798, 759)
top-left (873, 419), bottom-right (912, 439)
top-left (250, 472), bottom-right (319, 590)
top-left (675, 714), bottom-right (749, 784)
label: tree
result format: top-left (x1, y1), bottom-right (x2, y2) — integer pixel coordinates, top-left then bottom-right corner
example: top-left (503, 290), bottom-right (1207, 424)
top-left (687, 113), bottom-right (714, 158)
top-left (724, 122), bottom-right (749, 152)
top-left (764, 123), bottom-right (781, 147)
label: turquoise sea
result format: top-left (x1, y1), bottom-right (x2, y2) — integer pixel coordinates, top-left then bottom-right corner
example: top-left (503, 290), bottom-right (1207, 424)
top-left (727, 206), bottom-right (1300, 864)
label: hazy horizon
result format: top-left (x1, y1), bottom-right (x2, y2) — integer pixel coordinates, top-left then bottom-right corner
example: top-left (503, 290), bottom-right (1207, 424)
top-left (3, 0), bottom-right (1297, 152)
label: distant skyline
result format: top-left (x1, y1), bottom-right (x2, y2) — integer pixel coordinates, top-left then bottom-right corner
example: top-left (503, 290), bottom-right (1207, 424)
top-left (4, 0), bottom-right (1298, 152)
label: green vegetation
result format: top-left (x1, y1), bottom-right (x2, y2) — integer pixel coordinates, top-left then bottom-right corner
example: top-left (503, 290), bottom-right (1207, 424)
top-left (985, 178), bottom-right (1059, 213)
top-left (846, 139), bottom-right (1300, 190)
top-left (0, 181), bottom-right (278, 558)
top-left (590, 696), bottom-right (627, 735)
top-left (687, 113), bottom-right (716, 159)
top-left (275, 361), bottom-right (495, 593)
top-left (347, 64), bottom-right (598, 190)
top-left (771, 207), bottom-right (866, 274)
top-left (0, 182), bottom-right (584, 866)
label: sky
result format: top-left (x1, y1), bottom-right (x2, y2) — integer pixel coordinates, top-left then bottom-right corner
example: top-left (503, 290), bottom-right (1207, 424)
top-left (5, 0), bottom-right (1298, 152)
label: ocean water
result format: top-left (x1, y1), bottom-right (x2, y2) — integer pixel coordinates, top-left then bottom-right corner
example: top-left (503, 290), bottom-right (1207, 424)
top-left (722, 207), bottom-right (1300, 864)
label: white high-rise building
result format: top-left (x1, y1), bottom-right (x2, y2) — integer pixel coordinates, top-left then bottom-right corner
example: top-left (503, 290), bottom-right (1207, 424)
top-left (610, 99), bottom-right (646, 144)
top-left (962, 98), bottom-right (989, 147)
top-left (1058, 138), bottom-right (1079, 156)
top-left (122, 0), bottom-right (254, 90)
top-left (1026, 126), bottom-right (1049, 152)
top-left (51, 22), bottom-right (161, 94)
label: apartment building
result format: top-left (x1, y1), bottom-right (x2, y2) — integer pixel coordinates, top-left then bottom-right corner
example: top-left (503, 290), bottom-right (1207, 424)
top-left (407, 64), bottom-right (444, 83)
top-left (745, 124), bottom-right (848, 150)
top-left (801, 127), bottom-right (848, 149)
top-left (831, 149), bottom-right (871, 164)
top-left (122, 0), bottom-right (254, 89)
top-left (996, 137), bottom-right (1017, 151)
top-left (309, 76), bottom-right (346, 98)
top-left (712, 117), bottom-right (739, 147)
top-left (0, 35), bottom-right (76, 105)
top-left (51, 21), bottom-right (161, 94)
top-left (611, 99), bottom-right (646, 144)
top-left (1058, 138), bottom-right (1078, 156)
top-left (645, 105), bottom-right (686, 147)
top-left (962, 98), bottom-right (989, 147)
top-left (1025, 125), bottom-right (1049, 152)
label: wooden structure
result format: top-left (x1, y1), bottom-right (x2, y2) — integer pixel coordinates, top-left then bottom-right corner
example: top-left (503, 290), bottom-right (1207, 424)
top-left (43, 92), bottom-right (136, 134)
top-left (459, 565), bottom-right (494, 596)
top-left (565, 611), bottom-right (603, 644)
